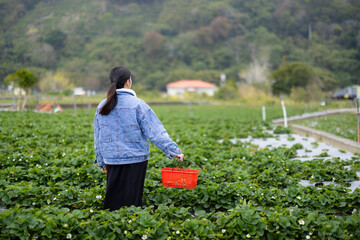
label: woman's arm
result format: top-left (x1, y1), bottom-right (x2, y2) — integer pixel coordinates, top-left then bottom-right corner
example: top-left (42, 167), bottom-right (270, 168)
top-left (139, 108), bottom-right (183, 160)
top-left (94, 113), bottom-right (106, 169)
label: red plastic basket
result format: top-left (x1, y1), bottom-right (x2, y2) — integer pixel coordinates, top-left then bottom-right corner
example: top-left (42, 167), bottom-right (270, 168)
top-left (161, 167), bottom-right (200, 189)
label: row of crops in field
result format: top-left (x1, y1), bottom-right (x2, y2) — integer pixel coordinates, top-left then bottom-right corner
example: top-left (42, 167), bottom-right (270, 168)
top-left (295, 114), bottom-right (358, 142)
top-left (1, 105), bottom-right (360, 239)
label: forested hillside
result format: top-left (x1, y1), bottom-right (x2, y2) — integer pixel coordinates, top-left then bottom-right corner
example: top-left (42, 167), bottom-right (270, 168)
top-left (0, 0), bottom-right (359, 93)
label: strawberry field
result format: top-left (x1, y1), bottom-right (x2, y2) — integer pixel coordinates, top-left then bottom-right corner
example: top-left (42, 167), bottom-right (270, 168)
top-left (1, 105), bottom-right (360, 239)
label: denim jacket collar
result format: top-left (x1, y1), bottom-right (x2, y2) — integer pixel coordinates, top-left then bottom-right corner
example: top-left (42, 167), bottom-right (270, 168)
top-left (116, 88), bottom-right (137, 98)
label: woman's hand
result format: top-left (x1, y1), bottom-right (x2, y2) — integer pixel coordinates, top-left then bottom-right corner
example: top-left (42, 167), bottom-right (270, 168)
top-left (176, 153), bottom-right (184, 162)
top-left (101, 166), bottom-right (107, 174)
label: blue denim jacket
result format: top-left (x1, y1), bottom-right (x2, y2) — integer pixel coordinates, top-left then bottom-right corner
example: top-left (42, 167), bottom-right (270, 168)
top-left (94, 89), bottom-right (181, 168)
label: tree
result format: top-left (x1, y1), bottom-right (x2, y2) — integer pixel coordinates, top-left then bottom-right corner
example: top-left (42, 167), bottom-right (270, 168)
top-left (194, 27), bottom-right (213, 46)
top-left (39, 71), bottom-right (74, 93)
top-left (271, 62), bottom-right (314, 95)
top-left (144, 30), bottom-right (163, 57)
top-left (0, 1), bottom-right (26, 32)
top-left (210, 17), bottom-right (232, 39)
top-left (143, 71), bottom-right (166, 90)
top-left (44, 29), bottom-right (67, 50)
top-left (5, 69), bottom-right (38, 110)
top-left (32, 43), bottom-right (56, 67)
top-left (195, 70), bottom-right (221, 85)
top-left (215, 80), bottom-right (239, 100)
top-left (313, 67), bottom-right (339, 91)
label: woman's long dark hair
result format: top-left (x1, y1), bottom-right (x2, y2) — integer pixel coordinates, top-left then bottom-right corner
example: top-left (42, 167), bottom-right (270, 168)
top-left (99, 66), bottom-right (131, 115)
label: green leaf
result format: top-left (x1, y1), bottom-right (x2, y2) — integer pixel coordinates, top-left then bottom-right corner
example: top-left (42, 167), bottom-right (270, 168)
top-left (279, 216), bottom-right (290, 228)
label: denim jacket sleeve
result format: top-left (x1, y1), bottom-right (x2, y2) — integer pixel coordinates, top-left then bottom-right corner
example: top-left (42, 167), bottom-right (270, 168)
top-left (94, 113), bottom-right (106, 169)
top-left (140, 108), bottom-right (181, 158)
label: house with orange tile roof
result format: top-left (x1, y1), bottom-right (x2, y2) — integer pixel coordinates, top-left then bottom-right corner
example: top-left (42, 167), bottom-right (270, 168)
top-left (166, 80), bottom-right (217, 98)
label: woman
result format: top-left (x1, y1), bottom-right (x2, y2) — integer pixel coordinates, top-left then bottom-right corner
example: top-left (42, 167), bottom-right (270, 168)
top-left (94, 66), bottom-right (183, 211)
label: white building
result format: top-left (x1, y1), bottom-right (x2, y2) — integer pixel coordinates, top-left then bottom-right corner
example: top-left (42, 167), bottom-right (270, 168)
top-left (73, 87), bottom-right (86, 96)
top-left (166, 80), bottom-right (216, 98)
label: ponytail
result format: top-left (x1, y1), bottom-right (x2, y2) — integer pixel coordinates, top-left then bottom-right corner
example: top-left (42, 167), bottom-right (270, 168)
top-left (99, 82), bottom-right (117, 115)
top-left (99, 66), bottom-right (131, 115)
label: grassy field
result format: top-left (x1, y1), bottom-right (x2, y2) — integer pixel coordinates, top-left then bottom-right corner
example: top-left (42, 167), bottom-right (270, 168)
top-left (294, 114), bottom-right (359, 142)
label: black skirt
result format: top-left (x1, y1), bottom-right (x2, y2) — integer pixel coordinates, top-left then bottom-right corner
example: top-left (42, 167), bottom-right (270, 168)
top-left (103, 160), bottom-right (148, 211)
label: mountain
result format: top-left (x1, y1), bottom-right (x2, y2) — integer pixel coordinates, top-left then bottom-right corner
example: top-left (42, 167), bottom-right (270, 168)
top-left (0, 0), bottom-right (359, 92)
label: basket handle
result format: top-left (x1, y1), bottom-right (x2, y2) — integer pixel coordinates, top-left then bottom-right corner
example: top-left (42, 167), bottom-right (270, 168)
top-left (171, 157), bottom-right (185, 171)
